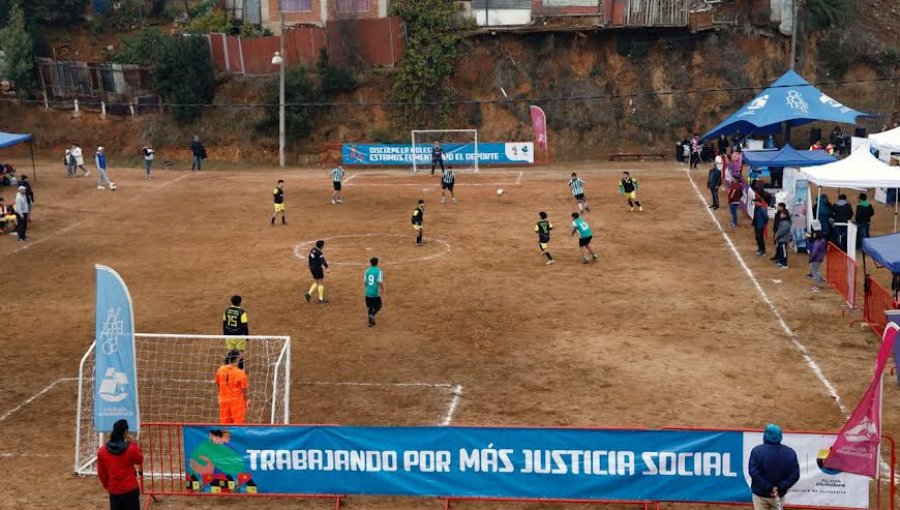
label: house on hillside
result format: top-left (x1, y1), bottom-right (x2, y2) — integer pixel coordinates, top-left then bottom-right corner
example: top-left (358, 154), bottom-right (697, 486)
top-left (224, 0), bottom-right (389, 32)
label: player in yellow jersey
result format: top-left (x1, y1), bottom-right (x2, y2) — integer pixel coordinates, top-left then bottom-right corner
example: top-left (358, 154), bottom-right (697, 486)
top-left (618, 171), bottom-right (643, 212)
top-left (270, 180), bottom-right (286, 226)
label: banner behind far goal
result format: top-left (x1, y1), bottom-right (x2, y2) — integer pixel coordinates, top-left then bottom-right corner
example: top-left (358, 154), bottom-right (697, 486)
top-left (413, 129), bottom-right (479, 174)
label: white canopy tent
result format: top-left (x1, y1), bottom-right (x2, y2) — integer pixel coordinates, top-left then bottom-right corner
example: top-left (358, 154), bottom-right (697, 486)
top-left (801, 149), bottom-right (900, 231)
top-left (870, 126), bottom-right (900, 153)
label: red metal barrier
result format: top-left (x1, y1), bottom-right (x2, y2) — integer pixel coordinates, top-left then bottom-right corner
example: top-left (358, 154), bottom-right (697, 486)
top-left (864, 275), bottom-right (898, 337)
top-left (825, 242), bottom-right (857, 308)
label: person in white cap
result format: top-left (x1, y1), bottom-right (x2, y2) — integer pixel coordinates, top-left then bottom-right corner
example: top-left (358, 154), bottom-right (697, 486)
top-left (95, 147), bottom-right (112, 189)
top-left (142, 146), bottom-right (154, 179)
top-left (14, 185), bottom-right (29, 241)
top-left (71, 143), bottom-right (89, 176)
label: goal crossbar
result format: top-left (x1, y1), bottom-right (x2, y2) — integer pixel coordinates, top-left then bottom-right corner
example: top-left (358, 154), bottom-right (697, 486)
top-left (411, 129), bottom-right (479, 174)
top-left (74, 333), bottom-right (291, 476)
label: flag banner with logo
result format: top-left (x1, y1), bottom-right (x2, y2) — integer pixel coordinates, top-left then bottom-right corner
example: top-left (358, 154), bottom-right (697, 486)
top-left (824, 323), bottom-right (898, 477)
top-left (341, 143), bottom-right (534, 166)
top-left (181, 426), bottom-right (868, 507)
top-left (529, 106), bottom-right (548, 150)
top-left (93, 265), bottom-right (139, 432)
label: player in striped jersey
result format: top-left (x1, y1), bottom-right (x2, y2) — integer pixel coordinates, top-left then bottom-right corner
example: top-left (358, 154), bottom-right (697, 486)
top-left (535, 211), bottom-right (554, 265)
top-left (569, 173), bottom-right (590, 212)
top-left (441, 166), bottom-right (457, 204)
top-left (330, 164), bottom-right (345, 205)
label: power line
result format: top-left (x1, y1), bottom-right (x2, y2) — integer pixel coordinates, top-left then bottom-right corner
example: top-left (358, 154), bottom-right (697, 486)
top-left (13, 75), bottom-right (900, 109)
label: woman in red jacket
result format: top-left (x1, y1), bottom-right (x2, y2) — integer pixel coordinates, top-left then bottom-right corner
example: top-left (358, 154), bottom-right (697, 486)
top-left (97, 419), bottom-right (144, 510)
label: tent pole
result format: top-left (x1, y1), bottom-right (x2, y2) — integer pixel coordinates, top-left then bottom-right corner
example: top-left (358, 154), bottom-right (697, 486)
top-left (895, 188), bottom-right (898, 232)
top-left (29, 140), bottom-right (36, 182)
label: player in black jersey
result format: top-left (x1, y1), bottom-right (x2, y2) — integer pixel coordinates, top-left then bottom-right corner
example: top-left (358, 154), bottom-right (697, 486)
top-left (223, 295), bottom-right (249, 369)
top-left (441, 166), bottom-right (456, 204)
top-left (535, 211), bottom-right (554, 265)
top-left (618, 172), bottom-right (643, 212)
top-left (271, 180), bottom-right (286, 225)
top-left (304, 240), bottom-right (330, 304)
top-left (431, 142), bottom-right (445, 175)
top-left (411, 200), bottom-right (425, 246)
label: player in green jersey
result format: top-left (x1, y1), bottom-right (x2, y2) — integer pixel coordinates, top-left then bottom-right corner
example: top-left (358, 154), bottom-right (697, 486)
top-left (364, 257), bottom-right (384, 327)
top-left (571, 212), bottom-right (598, 264)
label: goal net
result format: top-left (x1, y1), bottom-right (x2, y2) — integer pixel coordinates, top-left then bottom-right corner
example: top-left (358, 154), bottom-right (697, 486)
top-left (74, 333), bottom-right (290, 475)
top-left (411, 129), bottom-right (479, 174)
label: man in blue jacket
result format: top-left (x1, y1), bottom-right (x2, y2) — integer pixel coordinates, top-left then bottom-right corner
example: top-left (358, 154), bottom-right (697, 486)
top-left (752, 198), bottom-right (768, 257)
top-left (748, 424), bottom-right (800, 510)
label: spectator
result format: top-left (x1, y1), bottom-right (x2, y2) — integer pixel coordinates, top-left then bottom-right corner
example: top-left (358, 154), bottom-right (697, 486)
top-left (808, 228), bottom-right (826, 293)
top-left (97, 419), bottom-right (143, 510)
top-left (810, 139), bottom-right (824, 151)
top-left (191, 135), bottom-right (205, 171)
top-left (142, 146), bottom-right (154, 180)
top-left (18, 174), bottom-right (34, 213)
top-left (717, 134), bottom-right (730, 155)
top-left (707, 158), bottom-right (722, 210)
top-left (0, 197), bottom-right (9, 234)
top-left (855, 192), bottom-right (875, 248)
top-left (724, 147), bottom-right (734, 184)
top-left (95, 147), bottom-right (112, 190)
top-left (690, 133), bottom-right (701, 169)
top-left (815, 194), bottom-right (833, 242)
top-left (730, 146), bottom-right (743, 182)
top-left (774, 203), bottom-right (792, 269)
top-left (748, 424), bottom-right (800, 510)
top-left (752, 199), bottom-right (769, 257)
top-left (727, 179), bottom-right (743, 228)
top-left (831, 194), bottom-right (854, 251)
top-left (65, 148), bottom-right (75, 177)
top-left (2, 203), bottom-right (16, 234)
top-left (14, 185), bottom-right (29, 241)
top-left (71, 143), bottom-right (89, 176)
top-left (829, 125), bottom-right (843, 149)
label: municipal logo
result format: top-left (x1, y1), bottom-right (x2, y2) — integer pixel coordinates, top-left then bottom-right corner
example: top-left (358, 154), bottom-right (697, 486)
top-left (98, 367), bottom-right (130, 403)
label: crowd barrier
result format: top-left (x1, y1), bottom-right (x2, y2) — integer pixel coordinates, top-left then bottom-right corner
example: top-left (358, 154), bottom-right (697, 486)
top-left (138, 423), bottom-right (893, 510)
top-left (826, 242), bottom-right (858, 308)
top-left (864, 275), bottom-right (898, 337)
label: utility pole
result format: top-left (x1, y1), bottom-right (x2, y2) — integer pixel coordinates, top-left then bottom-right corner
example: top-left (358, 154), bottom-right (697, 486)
top-left (789, 0), bottom-right (800, 70)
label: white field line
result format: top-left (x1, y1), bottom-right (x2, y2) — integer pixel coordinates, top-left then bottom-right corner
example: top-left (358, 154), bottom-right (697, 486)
top-left (343, 173), bottom-right (358, 183)
top-left (685, 169), bottom-right (848, 414)
top-left (516, 171), bottom-right (524, 185)
top-left (0, 377), bottom-right (78, 422)
top-left (346, 181), bottom-right (519, 187)
top-left (441, 385), bottom-right (464, 426)
top-left (4, 173), bottom-right (191, 257)
top-left (301, 381), bottom-right (463, 426)
top-left (0, 452), bottom-right (54, 458)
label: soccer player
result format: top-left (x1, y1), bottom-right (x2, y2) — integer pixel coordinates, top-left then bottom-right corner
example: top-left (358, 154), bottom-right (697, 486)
top-left (571, 212), bottom-right (598, 264)
top-left (304, 240), bottom-right (329, 304)
top-left (431, 142), bottom-right (445, 175)
top-left (215, 350), bottom-right (248, 424)
top-left (535, 211), bottom-right (554, 265)
top-left (411, 199), bottom-right (425, 246)
top-left (330, 164), bottom-right (345, 205)
top-left (271, 180), bottom-right (286, 226)
top-left (441, 166), bottom-right (456, 204)
top-left (223, 295), bottom-right (249, 370)
top-left (364, 257), bottom-right (384, 327)
top-left (618, 171), bottom-right (643, 212)
top-left (569, 173), bottom-right (590, 212)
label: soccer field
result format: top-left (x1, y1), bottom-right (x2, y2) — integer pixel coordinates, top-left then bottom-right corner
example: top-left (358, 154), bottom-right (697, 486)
top-left (0, 161), bottom-right (896, 509)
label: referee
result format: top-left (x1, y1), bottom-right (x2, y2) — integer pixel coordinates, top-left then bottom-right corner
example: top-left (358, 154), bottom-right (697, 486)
top-left (304, 240), bottom-right (329, 304)
top-left (330, 164), bottom-right (345, 205)
top-left (441, 166), bottom-right (457, 204)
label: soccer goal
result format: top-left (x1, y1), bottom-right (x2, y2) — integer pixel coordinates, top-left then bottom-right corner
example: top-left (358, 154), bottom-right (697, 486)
top-left (411, 129), bottom-right (479, 174)
top-left (74, 333), bottom-right (290, 476)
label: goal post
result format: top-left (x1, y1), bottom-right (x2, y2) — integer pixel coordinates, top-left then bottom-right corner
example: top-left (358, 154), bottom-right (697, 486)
top-left (75, 333), bottom-right (291, 476)
top-left (411, 129), bottom-right (479, 174)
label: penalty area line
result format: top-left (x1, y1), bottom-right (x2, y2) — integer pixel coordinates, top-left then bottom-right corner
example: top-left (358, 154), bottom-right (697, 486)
top-left (0, 377), bottom-right (78, 422)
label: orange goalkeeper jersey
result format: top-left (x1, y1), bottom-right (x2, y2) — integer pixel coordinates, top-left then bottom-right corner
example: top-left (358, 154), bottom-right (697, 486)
top-left (215, 364), bottom-right (248, 403)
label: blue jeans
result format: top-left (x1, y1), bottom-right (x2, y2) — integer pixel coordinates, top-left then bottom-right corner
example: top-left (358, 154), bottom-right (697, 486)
top-left (858, 223), bottom-right (870, 249)
top-left (192, 155), bottom-right (202, 170)
top-left (777, 242), bottom-right (789, 266)
top-left (729, 203), bottom-right (739, 227)
top-left (144, 159), bottom-right (153, 176)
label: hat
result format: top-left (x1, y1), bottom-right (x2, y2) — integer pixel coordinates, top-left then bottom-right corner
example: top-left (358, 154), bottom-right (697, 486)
top-left (763, 423), bottom-right (783, 444)
top-left (97, 146), bottom-right (104, 151)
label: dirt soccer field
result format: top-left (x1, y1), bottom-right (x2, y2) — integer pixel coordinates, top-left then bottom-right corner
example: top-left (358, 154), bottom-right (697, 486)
top-left (0, 160), bottom-right (897, 510)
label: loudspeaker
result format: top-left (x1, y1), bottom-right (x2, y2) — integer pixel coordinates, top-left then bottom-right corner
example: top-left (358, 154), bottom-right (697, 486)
top-left (809, 128), bottom-right (822, 144)
top-left (855, 127), bottom-right (867, 138)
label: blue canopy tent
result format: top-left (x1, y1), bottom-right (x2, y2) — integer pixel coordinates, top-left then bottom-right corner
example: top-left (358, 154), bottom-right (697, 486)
top-left (0, 131), bottom-right (36, 185)
top-left (863, 233), bottom-right (900, 384)
top-left (702, 70), bottom-right (874, 141)
top-left (742, 145), bottom-right (837, 168)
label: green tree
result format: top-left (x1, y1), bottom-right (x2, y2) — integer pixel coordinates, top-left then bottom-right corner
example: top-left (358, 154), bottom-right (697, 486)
top-left (316, 48), bottom-right (356, 97)
top-left (0, 2), bottom-right (34, 92)
top-left (258, 67), bottom-right (322, 140)
top-left (31, 0), bottom-right (87, 26)
top-left (390, 0), bottom-right (462, 128)
top-left (152, 36), bottom-right (216, 122)
top-left (113, 27), bottom-right (168, 65)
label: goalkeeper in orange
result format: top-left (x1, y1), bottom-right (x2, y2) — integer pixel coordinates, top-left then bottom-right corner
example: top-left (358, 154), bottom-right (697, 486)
top-left (215, 350), bottom-right (248, 424)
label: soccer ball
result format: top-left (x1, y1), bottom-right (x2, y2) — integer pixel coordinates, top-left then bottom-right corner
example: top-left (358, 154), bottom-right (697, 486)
top-left (109, 183), bottom-right (117, 191)
top-left (496, 189), bottom-right (504, 196)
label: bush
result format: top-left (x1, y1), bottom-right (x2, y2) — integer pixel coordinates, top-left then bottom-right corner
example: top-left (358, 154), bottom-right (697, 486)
top-left (316, 48), bottom-right (357, 96)
top-left (803, 0), bottom-right (851, 31)
top-left (0, 2), bottom-right (34, 93)
top-left (258, 68), bottom-right (323, 140)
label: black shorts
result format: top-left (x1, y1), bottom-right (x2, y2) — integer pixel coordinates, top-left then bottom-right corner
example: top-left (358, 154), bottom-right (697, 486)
top-left (310, 267), bottom-right (325, 280)
top-left (441, 182), bottom-right (454, 191)
top-left (333, 182), bottom-right (342, 191)
top-left (578, 236), bottom-right (592, 247)
top-left (574, 193), bottom-right (585, 201)
top-left (365, 296), bottom-right (382, 310)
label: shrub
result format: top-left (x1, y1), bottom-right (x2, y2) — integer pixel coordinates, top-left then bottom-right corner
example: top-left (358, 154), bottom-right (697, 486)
top-left (258, 68), bottom-right (322, 140)
top-left (0, 2), bottom-right (34, 93)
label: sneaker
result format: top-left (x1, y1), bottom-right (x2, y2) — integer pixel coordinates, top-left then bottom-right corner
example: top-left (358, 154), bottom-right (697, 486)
top-left (331, 199), bottom-right (336, 205)
top-left (318, 299), bottom-right (329, 304)
top-left (810, 287), bottom-right (820, 293)
top-left (84, 170), bottom-right (90, 177)
top-left (452, 198), bottom-right (457, 204)
top-left (337, 199), bottom-right (343, 204)
top-left (779, 265), bottom-right (789, 270)
top-left (804, 273), bottom-right (813, 278)
top-left (546, 259), bottom-right (554, 265)
top-left (97, 185), bottom-right (105, 190)
top-left (757, 252), bottom-right (765, 257)
top-left (368, 316), bottom-right (376, 327)
top-left (583, 257), bottom-right (590, 264)
top-left (441, 197), bottom-right (446, 204)
top-left (708, 205), bottom-right (715, 209)
top-left (592, 253), bottom-right (598, 261)
top-left (304, 292), bottom-right (311, 303)
top-left (629, 207), bottom-right (634, 212)
top-left (639, 206), bottom-right (643, 211)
